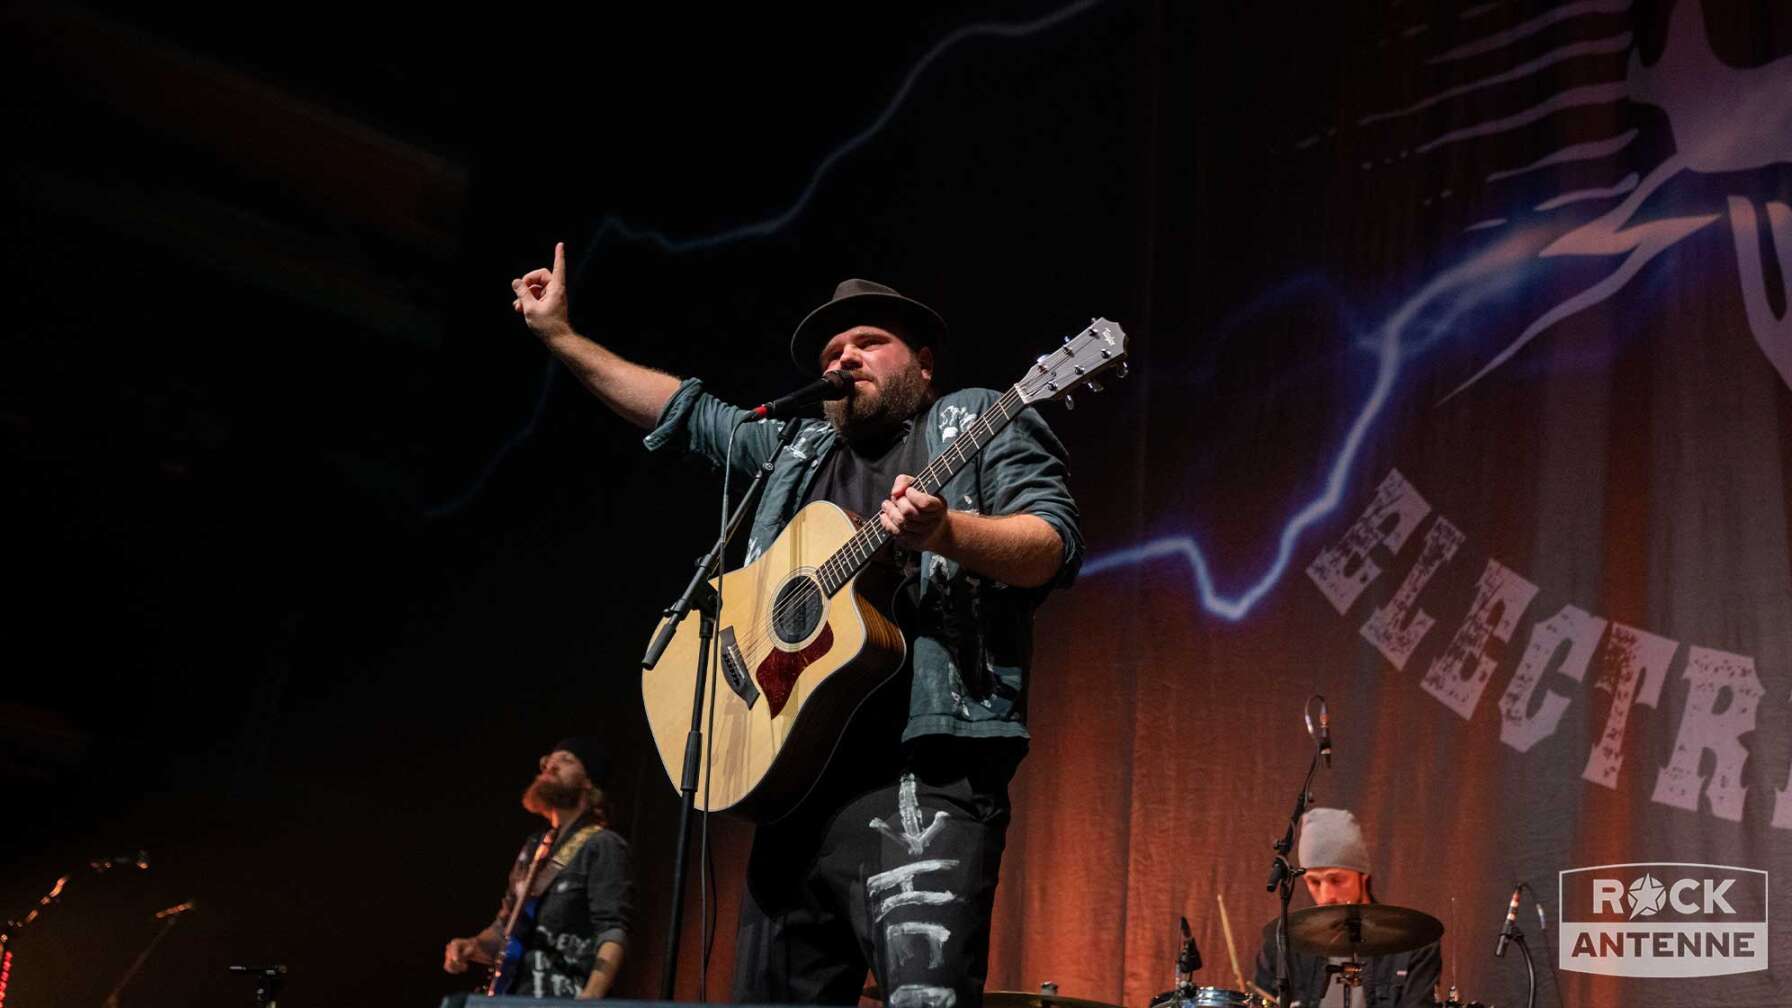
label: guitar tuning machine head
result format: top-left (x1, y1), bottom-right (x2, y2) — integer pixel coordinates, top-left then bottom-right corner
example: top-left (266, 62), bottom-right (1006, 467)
top-left (1086, 381), bottom-right (1103, 393)
top-left (1117, 361), bottom-right (1130, 379)
top-left (1064, 395), bottom-right (1075, 411)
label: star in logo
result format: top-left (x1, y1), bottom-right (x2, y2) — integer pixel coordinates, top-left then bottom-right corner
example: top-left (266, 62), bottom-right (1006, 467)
top-left (1627, 874), bottom-right (1667, 919)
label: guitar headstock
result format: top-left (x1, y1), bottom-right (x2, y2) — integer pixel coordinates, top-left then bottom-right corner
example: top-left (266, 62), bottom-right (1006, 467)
top-left (1014, 317), bottom-right (1129, 407)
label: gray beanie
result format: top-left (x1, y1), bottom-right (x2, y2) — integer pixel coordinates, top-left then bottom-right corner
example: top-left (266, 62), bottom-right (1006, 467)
top-left (1298, 807), bottom-right (1370, 873)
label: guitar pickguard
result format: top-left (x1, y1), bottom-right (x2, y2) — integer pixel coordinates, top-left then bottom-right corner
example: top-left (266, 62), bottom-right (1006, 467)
top-left (754, 622), bottom-right (834, 717)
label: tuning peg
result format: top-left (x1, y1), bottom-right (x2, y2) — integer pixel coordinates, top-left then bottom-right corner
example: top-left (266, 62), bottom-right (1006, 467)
top-left (1087, 381), bottom-right (1104, 393)
top-left (1063, 332), bottom-right (1074, 343)
top-left (1064, 395), bottom-right (1075, 411)
top-left (1117, 362), bottom-right (1130, 379)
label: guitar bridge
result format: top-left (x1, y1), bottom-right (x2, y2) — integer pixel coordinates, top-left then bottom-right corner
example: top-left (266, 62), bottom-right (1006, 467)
top-left (719, 626), bottom-right (758, 709)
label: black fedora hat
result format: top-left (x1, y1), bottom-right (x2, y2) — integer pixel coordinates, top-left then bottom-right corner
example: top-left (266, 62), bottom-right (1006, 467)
top-left (788, 279), bottom-right (948, 372)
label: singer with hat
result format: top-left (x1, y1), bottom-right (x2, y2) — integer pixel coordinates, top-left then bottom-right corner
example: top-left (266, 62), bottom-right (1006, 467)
top-left (509, 247), bottom-right (1082, 1005)
top-left (1252, 808), bottom-right (1443, 1008)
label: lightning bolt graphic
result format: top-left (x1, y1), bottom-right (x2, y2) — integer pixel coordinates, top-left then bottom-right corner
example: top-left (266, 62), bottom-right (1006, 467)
top-left (1080, 0), bottom-right (1746, 622)
top-left (431, 0), bottom-right (1105, 517)
top-left (1441, 154), bottom-right (1719, 402)
top-left (1081, 230), bottom-right (1546, 621)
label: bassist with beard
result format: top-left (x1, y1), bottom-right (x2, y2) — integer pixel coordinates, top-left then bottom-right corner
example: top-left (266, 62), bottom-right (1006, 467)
top-left (443, 737), bottom-right (636, 999)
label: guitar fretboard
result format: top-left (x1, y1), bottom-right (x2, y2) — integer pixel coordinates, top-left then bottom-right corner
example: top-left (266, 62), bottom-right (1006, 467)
top-left (815, 385), bottom-right (1025, 596)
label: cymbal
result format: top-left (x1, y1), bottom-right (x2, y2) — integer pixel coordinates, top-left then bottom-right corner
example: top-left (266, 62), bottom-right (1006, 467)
top-left (1281, 903), bottom-right (1443, 958)
top-left (862, 988), bottom-right (1124, 1008)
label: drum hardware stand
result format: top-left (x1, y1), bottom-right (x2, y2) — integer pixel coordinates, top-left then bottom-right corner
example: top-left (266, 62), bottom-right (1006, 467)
top-left (227, 964), bottom-right (286, 1008)
top-left (1324, 957), bottom-right (1365, 994)
top-left (1319, 908), bottom-right (1366, 1002)
top-left (1264, 697), bottom-right (1328, 1008)
top-left (642, 416), bottom-right (805, 1000)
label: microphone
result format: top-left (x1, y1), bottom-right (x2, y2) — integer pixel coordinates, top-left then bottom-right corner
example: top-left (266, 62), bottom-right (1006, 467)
top-left (1266, 857), bottom-right (1288, 892)
top-left (1536, 899), bottom-right (1549, 933)
top-left (749, 366), bottom-right (856, 419)
top-left (1494, 882), bottom-right (1522, 958)
top-left (1176, 915), bottom-right (1202, 975)
top-left (1318, 701), bottom-right (1332, 769)
top-left (155, 900), bottom-right (197, 919)
top-left (90, 850), bottom-right (149, 872)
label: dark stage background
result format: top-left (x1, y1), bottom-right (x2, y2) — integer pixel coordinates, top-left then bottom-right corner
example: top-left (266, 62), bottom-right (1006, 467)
top-left (3, 2), bottom-right (1789, 1007)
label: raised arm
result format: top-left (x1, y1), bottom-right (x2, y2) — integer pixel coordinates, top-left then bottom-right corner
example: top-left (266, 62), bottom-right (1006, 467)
top-left (512, 242), bottom-right (681, 429)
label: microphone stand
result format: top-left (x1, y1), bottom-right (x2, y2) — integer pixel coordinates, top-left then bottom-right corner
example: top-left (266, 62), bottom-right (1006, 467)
top-left (101, 908), bottom-right (191, 1008)
top-left (3, 857), bottom-right (145, 1000)
top-left (0, 873), bottom-right (70, 1001)
top-left (1264, 743), bottom-right (1323, 1008)
top-left (1496, 887), bottom-right (1538, 1008)
top-left (643, 416), bottom-right (804, 1000)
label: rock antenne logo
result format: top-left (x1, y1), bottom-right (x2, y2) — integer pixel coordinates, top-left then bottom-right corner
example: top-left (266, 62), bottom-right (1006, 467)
top-left (1560, 862), bottom-right (1768, 978)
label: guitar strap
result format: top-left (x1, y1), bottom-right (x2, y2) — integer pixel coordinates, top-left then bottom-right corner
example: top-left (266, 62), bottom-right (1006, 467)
top-left (526, 824), bottom-right (604, 899)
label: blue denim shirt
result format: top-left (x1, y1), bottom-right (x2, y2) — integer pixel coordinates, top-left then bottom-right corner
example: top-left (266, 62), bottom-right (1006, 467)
top-left (645, 378), bottom-right (1082, 742)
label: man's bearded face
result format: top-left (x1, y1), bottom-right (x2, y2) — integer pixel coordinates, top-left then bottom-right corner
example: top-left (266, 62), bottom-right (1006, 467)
top-left (818, 326), bottom-right (934, 437)
top-left (522, 749), bottom-right (590, 814)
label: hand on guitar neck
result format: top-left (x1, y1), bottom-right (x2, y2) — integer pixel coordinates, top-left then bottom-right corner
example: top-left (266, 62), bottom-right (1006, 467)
top-left (882, 473), bottom-right (1064, 589)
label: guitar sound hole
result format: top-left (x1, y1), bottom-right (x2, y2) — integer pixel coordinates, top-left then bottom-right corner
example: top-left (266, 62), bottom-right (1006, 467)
top-left (771, 576), bottom-right (824, 645)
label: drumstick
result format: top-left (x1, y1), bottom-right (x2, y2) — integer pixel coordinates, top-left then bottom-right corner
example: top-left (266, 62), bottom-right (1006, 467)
top-left (1216, 891), bottom-right (1246, 993)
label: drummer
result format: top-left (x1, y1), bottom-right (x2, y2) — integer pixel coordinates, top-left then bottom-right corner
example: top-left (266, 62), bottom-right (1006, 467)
top-left (1252, 808), bottom-right (1441, 1008)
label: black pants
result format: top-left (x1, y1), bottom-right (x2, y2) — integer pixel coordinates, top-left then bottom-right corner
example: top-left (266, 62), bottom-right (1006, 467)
top-left (732, 736), bottom-right (1024, 1008)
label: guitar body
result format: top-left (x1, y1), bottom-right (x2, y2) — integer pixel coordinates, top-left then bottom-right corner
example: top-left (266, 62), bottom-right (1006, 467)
top-left (641, 501), bottom-right (907, 821)
top-left (485, 895), bottom-right (538, 996)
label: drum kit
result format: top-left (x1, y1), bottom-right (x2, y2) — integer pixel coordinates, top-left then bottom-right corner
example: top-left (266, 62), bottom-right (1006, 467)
top-left (864, 700), bottom-right (1509, 1008)
top-left (865, 901), bottom-right (1490, 1008)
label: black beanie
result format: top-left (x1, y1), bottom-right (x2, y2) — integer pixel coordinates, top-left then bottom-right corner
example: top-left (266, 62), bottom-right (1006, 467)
top-left (550, 736), bottom-right (610, 788)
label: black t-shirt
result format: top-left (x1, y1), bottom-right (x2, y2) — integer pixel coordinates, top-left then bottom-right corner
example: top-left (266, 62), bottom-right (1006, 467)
top-left (801, 418), bottom-right (932, 520)
top-left (794, 418), bottom-right (934, 786)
